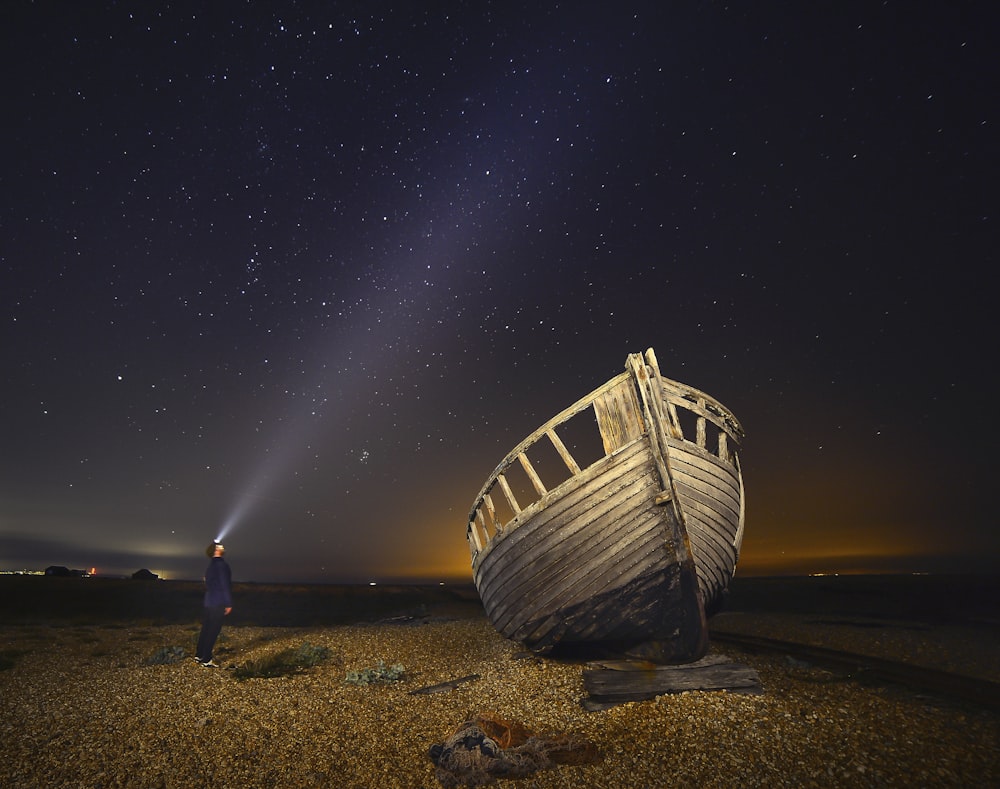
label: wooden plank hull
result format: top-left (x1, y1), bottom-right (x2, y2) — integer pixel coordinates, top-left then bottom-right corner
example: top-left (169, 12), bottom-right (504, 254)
top-left (466, 349), bottom-right (744, 663)
top-left (474, 440), bottom-right (707, 661)
top-left (667, 436), bottom-right (744, 613)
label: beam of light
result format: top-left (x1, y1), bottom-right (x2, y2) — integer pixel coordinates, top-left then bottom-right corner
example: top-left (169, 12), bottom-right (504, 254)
top-left (216, 491), bottom-right (260, 543)
top-left (213, 155), bottom-right (526, 558)
top-left (215, 440), bottom-right (305, 543)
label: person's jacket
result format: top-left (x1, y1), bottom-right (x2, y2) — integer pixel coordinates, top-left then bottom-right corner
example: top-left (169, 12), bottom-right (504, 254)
top-left (203, 557), bottom-right (232, 607)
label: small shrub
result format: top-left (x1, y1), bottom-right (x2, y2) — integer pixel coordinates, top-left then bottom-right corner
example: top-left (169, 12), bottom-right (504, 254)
top-left (344, 659), bottom-right (405, 686)
top-left (145, 645), bottom-right (187, 665)
top-left (233, 641), bottom-right (333, 680)
top-left (294, 641), bottom-right (332, 667)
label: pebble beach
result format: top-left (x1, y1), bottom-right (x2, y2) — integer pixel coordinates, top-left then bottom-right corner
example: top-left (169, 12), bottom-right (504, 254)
top-left (2, 576), bottom-right (998, 787)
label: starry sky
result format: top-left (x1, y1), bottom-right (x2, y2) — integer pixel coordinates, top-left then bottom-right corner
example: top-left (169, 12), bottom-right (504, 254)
top-left (2, 2), bottom-right (996, 583)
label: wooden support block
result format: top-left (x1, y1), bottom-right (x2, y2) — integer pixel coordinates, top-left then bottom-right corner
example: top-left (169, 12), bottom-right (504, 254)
top-left (581, 654), bottom-right (762, 711)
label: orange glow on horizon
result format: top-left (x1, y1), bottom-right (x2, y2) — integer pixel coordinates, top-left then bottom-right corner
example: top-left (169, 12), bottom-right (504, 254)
top-left (735, 545), bottom-right (982, 577)
top-left (371, 563), bottom-right (473, 583)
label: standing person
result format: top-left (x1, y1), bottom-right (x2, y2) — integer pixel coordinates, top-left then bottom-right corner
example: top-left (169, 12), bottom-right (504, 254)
top-left (195, 541), bottom-right (232, 668)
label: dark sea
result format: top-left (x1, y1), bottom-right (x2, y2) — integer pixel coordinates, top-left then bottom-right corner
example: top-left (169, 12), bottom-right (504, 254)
top-left (2, 573), bottom-right (996, 628)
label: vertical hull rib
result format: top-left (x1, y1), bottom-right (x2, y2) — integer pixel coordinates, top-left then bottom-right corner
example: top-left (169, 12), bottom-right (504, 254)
top-left (466, 348), bottom-right (745, 663)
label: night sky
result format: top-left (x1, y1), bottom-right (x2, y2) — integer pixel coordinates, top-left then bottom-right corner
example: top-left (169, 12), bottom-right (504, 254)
top-left (3, 2), bottom-right (995, 583)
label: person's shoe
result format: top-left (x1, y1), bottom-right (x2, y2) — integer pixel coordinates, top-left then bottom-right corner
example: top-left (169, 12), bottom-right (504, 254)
top-left (193, 657), bottom-right (205, 664)
top-left (201, 659), bottom-right (219, 668)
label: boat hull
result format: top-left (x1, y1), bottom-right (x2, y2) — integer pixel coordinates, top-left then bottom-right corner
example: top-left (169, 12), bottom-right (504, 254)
top-left (473, 439), bottom-right (708, 661)
top-left (466, 348), bottom-right (744, 663)
top-left (666, 435), bottom-right (744, 613)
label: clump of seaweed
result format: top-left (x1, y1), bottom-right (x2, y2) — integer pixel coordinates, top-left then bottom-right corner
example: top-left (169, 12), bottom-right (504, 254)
top-left (344, 659), bottom-right (406, 686)
top-left (233, 641), bottom-right (333, 680)
top-left (145, 645), bottom-right (187, 665)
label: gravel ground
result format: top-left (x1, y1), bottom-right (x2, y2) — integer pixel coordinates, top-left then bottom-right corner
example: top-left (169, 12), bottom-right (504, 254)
top-left (2, 615), bottom-right (998, 788)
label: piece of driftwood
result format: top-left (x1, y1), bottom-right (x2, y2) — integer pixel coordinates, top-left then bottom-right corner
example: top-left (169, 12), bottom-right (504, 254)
top-left (409, 674), bottom-right (481, 695)
top-left (466, 348), bottom-right (746, 663)
top-left (581, 654), bottom-right (762, 711)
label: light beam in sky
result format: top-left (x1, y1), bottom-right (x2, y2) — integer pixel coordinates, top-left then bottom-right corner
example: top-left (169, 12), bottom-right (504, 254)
top-left (213, 155), bottom-right (525, 554)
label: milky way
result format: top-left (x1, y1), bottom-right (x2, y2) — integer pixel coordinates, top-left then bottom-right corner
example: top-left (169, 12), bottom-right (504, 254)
top-left (2, 2), bottom-right (995, 581)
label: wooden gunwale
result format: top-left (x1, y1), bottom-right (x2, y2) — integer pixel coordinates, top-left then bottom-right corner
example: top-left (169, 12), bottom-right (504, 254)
top-left (469, 371), bottom-right (634, 509)
top-left (467, 359), bottom-right (743, 559)
top-left (658, 375), bottom-right (744, 444)
top-left (471, 440), bottom-right (634, 572)
top-left (467, 372), bottom-right (632, 533)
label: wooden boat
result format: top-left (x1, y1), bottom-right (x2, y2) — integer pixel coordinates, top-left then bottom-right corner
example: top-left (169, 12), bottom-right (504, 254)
top-left (466, 348), bottom-right (745, 663)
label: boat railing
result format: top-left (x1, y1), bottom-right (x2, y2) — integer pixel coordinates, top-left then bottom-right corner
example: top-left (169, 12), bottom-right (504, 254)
top-left (467, 349), bottom-right (743, 560)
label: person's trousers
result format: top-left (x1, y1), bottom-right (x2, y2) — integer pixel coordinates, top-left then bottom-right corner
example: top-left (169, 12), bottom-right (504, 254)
top-left (196, 605), bottom-right (226, 660)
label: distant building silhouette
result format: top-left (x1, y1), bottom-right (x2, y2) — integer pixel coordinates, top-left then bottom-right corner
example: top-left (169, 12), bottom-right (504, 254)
top-left (44, 566), bottom-right (91, 577)
top-left (132, 568), bottom-right (159, 581)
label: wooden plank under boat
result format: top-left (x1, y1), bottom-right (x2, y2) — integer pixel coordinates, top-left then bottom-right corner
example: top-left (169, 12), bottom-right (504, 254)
top-left (466, 348), bottom-right (745, 663)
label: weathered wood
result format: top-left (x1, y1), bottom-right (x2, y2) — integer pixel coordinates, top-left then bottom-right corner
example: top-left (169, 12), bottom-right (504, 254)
top-left (647, 350), bottom-right (685, 441)
top-left (478, 444), bottom-right (664, 634)
top-left (466, 370), bottom-right (634, 526)
top-left (483, 493), bottom-right (498, 533)
top-left (466, 347), bottom-right (745, 657)
top-left (585, 654), bottom-right (731, 672)
top-left (408, 674), bottom-right (481, 695)
top-left (581, 654), bottom-right (762, 711)
top-left (662, 389), bottom-right (742, 446)
top-left (496, 473), bottom-right (521, 515)
top-left (718, 430), bottom-right (730, 464)
top-left (664, 399), bottom-right (684, 440)
top-left (546, 428), bottom-right (581, 475)
top-left (627, 354), bottom-right (673, 501)
top-left (517, 451), bottom-right (547, 497)
top-left (468, 517), bottom-right (484, 552)
top-left (593, 378), bottom-right (644, 454)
